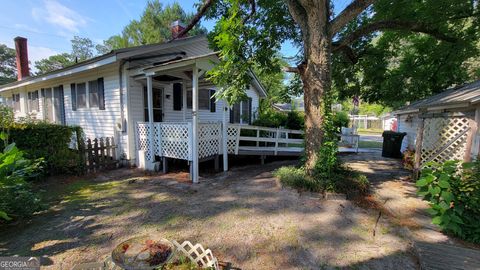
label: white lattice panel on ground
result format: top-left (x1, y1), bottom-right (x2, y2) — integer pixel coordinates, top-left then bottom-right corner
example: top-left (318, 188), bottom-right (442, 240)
top-left (136, 123), bottom-right (153, 161)
top-left (227, 126), bottom-right (240, 154)
top-left (160, 123), bottom-right (191, 160)
top-left (198, 122), bottom-right (222, 159)
top-left (421, 117), bottom-right (471, 165)
top-left (153, 124), bottom-right (162, 156)
top-left (172, 240), bottom-right (219, 270)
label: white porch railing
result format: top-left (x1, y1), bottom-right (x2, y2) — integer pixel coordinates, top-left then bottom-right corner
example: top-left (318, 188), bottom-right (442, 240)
top-left (136, 122), bottom-right (223, 162)
top-left (136, 122), bottom-right (304, 168)
top-left (227, 124), bottom-right (304, 155)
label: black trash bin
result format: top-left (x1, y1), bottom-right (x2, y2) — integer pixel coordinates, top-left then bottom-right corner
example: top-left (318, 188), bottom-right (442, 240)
top-left (382, 131), bottom-right (406, 158)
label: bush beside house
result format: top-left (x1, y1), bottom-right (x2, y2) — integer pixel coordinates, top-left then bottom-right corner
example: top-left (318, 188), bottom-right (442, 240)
top-left (0, 105), bottom-right (85, 175)
top-left (0, 133), bottom-right (44, 221)
top-left (416, 160), bottom-right (480, 243)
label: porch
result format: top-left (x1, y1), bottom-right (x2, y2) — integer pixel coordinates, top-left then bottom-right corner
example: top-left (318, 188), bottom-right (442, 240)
top-left (135, 121), bottom-right (304, 181)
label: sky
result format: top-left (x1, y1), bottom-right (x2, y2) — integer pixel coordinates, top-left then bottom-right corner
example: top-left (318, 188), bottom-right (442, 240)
top-left (0, 0), bottom-right (351, 66)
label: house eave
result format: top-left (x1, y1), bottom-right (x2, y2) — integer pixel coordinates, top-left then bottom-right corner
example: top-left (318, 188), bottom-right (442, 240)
top-left (0, 55), bottom-right (117, 92)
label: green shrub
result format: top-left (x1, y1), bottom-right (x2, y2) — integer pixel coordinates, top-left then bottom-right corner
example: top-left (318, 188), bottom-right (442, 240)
top-left (5, 122), bottom-right (84, 175)
top-left (416, 160), bottom-right (480, 243)
top-left (274, 166), bottom-right (320, 192)
top-left (284, 111), bottom-right (304, 130)
top-left (332, 111), bottom-right (349, 133)
top-left (253, 108), bottom-right (288, 128)
top-left (0, 133), bottom-right (44, 221)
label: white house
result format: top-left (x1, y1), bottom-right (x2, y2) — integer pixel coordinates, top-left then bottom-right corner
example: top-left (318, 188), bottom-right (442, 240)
top-left (0, 24), bottom-right (303, 182)
top-left (0, 25), bottom-right (303, 182)
top-left (394, 80), bottom-right (480, 171)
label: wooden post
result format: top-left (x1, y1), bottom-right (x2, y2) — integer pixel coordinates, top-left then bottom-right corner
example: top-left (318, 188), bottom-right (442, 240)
top-left (414, 117), bottom-right (425, 179)
top-left (222, 101), bottom-right (229, 172)
top-left (256, 129), bottom-right (260, 147)
top-left (192, 65), bottom-right (199, 183)
top-left (99, 137), bottom-right (105, 169)
top-left (162, 157), bottom-right (168, 173)
top-left (111, 136), bottom-right (116, 161)
top-left (93, 138), bottom-right (99, 171)
top-left (464, 118), bottom-right (478, 162)
top-left (87, 138), bottom-right (93, 172)
top-left (147, 75), bottom-right (155, 165)
top-left (214, 155), bottom-right (220, 172)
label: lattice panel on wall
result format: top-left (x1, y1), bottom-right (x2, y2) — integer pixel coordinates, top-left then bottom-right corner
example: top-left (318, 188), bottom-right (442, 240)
top-left (227, 126), bottom-right (240, 154)
top-left (160, 123), bottom-right (191, 160)
top-left (198, 122), bottom-right (222, 159)
top-left (421, 117), bottom-right (471, 165)
top-left (136, 123), bottom-right (152, 161)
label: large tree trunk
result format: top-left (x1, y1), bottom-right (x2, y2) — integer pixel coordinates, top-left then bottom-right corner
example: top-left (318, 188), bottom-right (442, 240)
top-left (300, 43), bottom-right (332, 173)
top-left (289, 0), bottom-right (332, 174)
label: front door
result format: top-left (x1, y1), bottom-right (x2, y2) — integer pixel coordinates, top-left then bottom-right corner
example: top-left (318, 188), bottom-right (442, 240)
top-left (144, 87), bottom-right (163, 122)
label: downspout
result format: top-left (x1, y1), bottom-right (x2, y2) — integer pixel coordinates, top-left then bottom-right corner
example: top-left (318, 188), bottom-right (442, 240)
top-left (118, 59), bottom-right (128, 160)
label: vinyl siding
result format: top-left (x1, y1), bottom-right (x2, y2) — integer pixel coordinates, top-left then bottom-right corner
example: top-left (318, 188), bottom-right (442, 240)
top-left (397, 114), bottom-right (419, 152)
top-left (1, 63), bottom-right (124, 153)
top-left (62, 65), bottom-right (121, 140)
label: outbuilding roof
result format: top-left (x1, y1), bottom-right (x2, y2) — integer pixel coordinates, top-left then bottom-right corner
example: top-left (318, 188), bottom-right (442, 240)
top-left (394, 80), bottom-right (480, 115)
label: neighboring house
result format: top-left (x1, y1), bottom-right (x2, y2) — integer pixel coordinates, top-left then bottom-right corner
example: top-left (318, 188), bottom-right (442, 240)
top-left (394, 80), bottom-right (480, 171)
top-left (0, 24), bottom-right (274, 182)
top-left (273, 98), bottom-right (304, 112)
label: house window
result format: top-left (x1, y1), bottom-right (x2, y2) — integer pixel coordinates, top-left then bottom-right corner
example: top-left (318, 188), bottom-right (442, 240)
top-left (76, 83), bottom-right (87, 108)
top-left (186, 89), bottom-right (216, 111)
top-left (12, 93), bottom-right (20, 112)
top-left (230, 98), bottom-right (253, 124)
top-left (28, 90), bottom-right (39, 112)
top-left (88, 80), bottom-right (99, 108)
top-left (143, 87), bottom-right (163, 122)
top-left (198, 89), bottom-right (210, 110)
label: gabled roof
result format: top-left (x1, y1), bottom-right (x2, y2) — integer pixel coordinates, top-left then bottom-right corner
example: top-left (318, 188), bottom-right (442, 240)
top-left (0, 35), bottom-right (207, 92)
top-left (393, 80), bottom-right (480, 115)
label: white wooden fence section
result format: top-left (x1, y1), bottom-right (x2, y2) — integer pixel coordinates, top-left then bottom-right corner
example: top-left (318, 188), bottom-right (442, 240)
top-left (136, 122), bottom-right (304, 163)
top-left (227, 124), bottom-right (304, 155)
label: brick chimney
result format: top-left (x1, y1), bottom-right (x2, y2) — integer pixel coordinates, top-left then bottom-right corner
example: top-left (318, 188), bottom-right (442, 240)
top-left (171, 20), bottom-right (186, 38)
top-left (14, 36), bottom-right (30, 80)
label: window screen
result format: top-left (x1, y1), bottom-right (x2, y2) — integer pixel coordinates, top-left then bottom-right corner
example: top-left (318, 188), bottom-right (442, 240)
top-left (88, 80), bottom-right (99, 108)
top-left (76, 83), bottom-right (87, 108)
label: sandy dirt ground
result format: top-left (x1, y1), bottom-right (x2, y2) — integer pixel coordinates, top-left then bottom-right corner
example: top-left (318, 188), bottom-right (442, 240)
top-left (0, 160), bottom-right (417, 269)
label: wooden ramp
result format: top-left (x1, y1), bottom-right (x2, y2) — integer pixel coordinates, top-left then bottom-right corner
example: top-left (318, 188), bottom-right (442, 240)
top-left (415, 241), bottom-right (480, 270)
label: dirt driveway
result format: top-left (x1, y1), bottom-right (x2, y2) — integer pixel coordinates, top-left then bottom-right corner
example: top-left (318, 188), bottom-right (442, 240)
top-left (0, 161), bottom-right (417, 269)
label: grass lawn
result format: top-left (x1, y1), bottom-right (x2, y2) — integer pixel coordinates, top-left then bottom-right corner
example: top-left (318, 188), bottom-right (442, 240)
top-left (359, 140), bottom-right (383, 148)
top-left (357, 128), bottom-right (384, 135)
top-left (0, 162), bottom-right (415, 269)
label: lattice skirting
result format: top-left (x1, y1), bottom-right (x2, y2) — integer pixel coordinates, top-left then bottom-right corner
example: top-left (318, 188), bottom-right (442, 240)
top-left (420, 116), bottom-right (471, 165)
top-left (136, 122), bottom-right (223, 163)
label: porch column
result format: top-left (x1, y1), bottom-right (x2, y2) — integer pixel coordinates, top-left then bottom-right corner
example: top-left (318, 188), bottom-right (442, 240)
top-left (222, 100), bottom-right (229, 171)
top-left (147, 75), bottom-right (155, 163)
top-left (192, 65), bottom-right (199, 183)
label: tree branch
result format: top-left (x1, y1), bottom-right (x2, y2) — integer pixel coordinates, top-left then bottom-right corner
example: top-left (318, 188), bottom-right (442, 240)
top-left (329, 0), bottom-right (376, 35)
top-left (283, 66), bottom-right (299, 73)
top-left (333, 20), bottom-right (459, 51)
top-left (242, 0), bottom-right (256, 24)
top-left (170, 0), bottom-right (215, 41)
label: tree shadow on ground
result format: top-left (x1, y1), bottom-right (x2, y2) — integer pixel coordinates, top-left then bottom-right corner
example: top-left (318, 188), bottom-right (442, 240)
top-left (0, 159), bottom-right (417, 269)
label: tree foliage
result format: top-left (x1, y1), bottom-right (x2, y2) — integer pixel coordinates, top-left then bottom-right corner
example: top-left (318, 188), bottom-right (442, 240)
top-left (98, 1), bottom-right (207, 51)
top-left (332, 0), bottom-right (480, 108)
top-left (0, 44), bottom-right (16, 84)
top-left (34, 36), bottom-right (98, 75)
